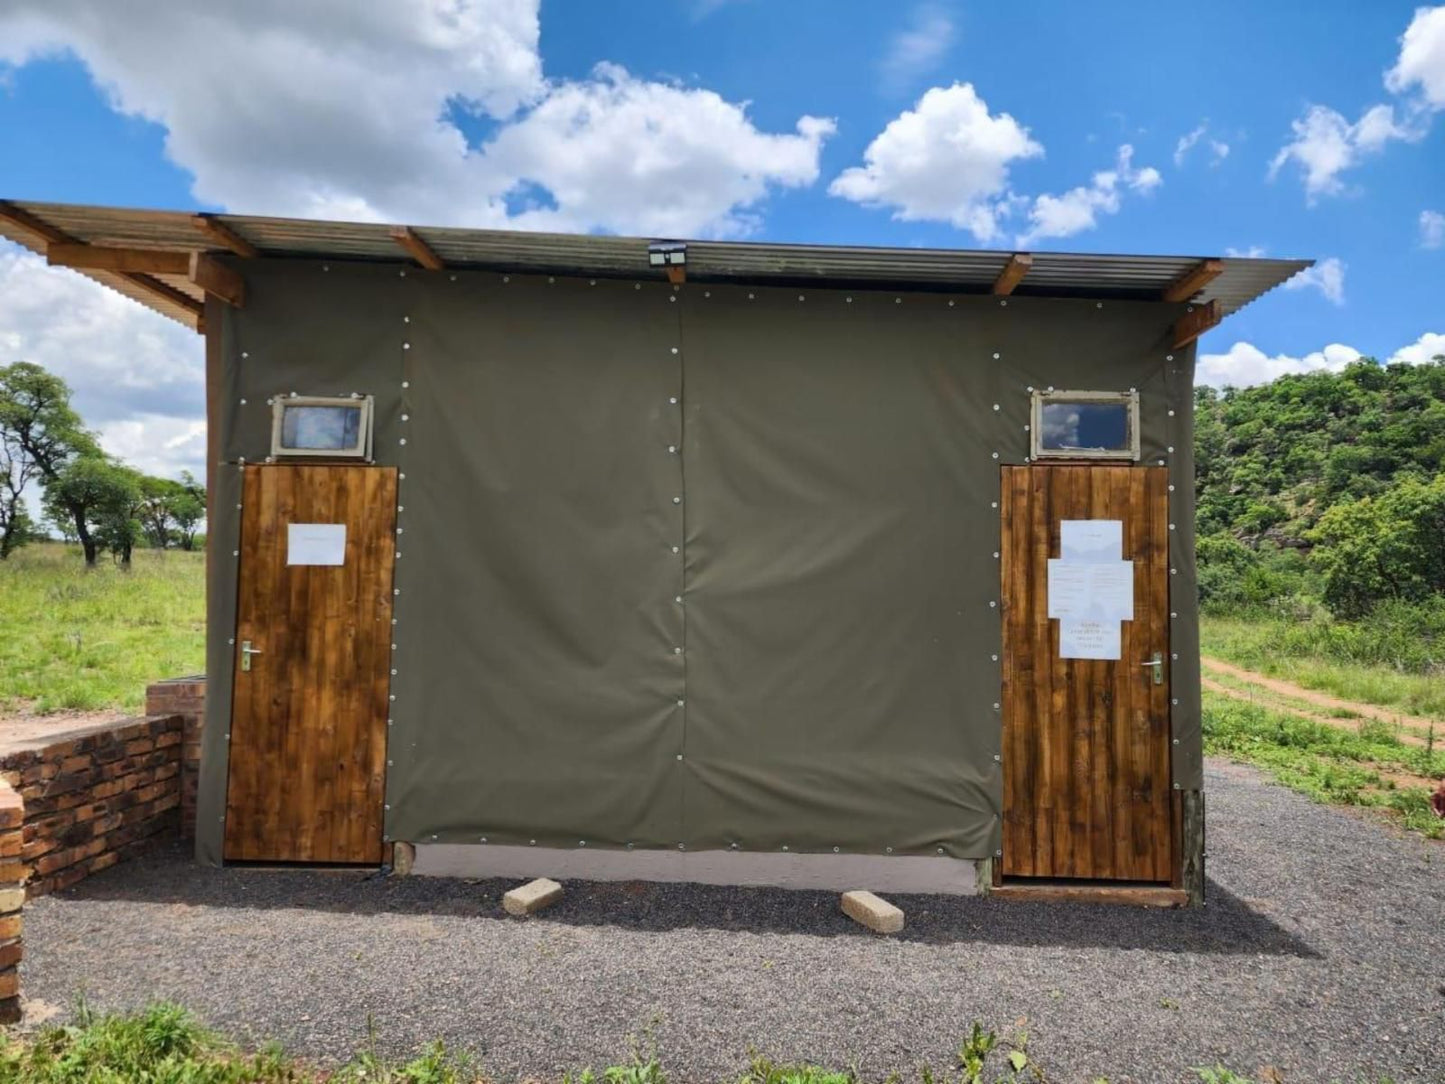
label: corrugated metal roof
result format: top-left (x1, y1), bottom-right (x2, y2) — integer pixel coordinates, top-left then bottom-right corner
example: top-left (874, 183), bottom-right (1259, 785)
top-left (0, 199), bottom-right (1311, 333)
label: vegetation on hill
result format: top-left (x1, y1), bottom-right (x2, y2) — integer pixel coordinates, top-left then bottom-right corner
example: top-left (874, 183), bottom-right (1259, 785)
top-left (1195, 355), bottom-right (1445, 629)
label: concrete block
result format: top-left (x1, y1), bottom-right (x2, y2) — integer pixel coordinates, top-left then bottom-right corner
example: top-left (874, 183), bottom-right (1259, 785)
top-left (392, 841), bottom-right (415, 876)
top-left (503, 877), bottom-right (563, 916)
top-left (840, 889), bottom-right (904, 934)
top-left (0, 888), bottom-right (22, 915)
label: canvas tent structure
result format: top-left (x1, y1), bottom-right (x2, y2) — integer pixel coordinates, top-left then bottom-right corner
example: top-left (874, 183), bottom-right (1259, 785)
top-left (0, 199), bottom-right (1310, 905)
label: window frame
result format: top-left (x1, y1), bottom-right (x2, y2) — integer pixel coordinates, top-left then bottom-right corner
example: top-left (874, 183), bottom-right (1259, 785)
top-left (1029, 389), bottom-right (1140, 462)
top-left (269, 395), bottom-right (374, 461)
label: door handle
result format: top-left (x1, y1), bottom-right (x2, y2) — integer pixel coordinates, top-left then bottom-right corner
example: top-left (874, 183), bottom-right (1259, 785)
top-left (240, 640), bottom-right (263, 672)
top-left (1140, 651), bottom-right (1164, 685)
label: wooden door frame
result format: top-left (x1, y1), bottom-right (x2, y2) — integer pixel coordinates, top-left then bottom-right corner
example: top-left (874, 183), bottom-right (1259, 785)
top-left (996, 462), bottom-right (1179, 887)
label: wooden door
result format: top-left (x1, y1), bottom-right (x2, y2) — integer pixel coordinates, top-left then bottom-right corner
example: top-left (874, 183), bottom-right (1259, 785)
top-left (999, 465), bottom-right (1172, 882)
top-left (224, 465), bottom-right (397, 864)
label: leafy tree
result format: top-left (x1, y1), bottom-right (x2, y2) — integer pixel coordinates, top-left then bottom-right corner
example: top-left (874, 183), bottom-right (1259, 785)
top-left (0, 361), bottom-right (103, 564)
top-left (41, 456), bottom-right (140, 568)
top-left (170, 471), bottom-right (206, 551)
top-left (1309, 474), bottom-right (1445, 618)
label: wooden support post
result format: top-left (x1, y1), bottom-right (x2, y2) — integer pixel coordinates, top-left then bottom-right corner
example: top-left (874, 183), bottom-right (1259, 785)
top-left (189, 252), bottom-right (245, 307)
top-left (191, 215), bottom-right (259, 259)
top-left (1181, 789), bottom-right (1205, 907)
top-left (390, 226), bottom-right (445, 271)
top-left (665, 264), bottom-right (686, 285)
top-left (992, 253), bottom-right (1032, 296)
top-left (46, 244), bottom-right (192, 275)
top-left (1171, 299), bottom-right (1221, 349)
top-left (1162, 259), bottom-right (1223, 303)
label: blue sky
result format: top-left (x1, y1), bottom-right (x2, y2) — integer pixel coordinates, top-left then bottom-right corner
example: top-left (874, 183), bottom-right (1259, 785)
top-left (0, 1), bottom-right (1442, 478)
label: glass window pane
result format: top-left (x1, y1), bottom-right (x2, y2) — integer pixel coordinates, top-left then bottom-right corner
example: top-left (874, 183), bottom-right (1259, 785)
top-left (1038, 401), bottom-right (1130, 452)
top-left (281, 405), bottom-right (362, 451)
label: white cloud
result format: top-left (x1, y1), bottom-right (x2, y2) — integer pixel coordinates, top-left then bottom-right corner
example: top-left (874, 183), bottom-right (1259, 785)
top-left (1282, 256), bottom-right (1347, 305)
top-left (0, 1), bottom-right (833, 239)
top-left (879, 4), bottom-right (956, 96)
top-left (1386, 5), bottom-right (1445, 109)
top-left (1174, 122), bottom-right (1230, 167)
top-left (1267, 103), bottom-right (1422, 200)
top-left (1421, 209), bottom-right (1445, 248)
top-left (828, 83), bottom-right (1042, 241)
top-left (1225, 245), bottom-right (1267, 258)
top-left (0, 242), bottom-right (203, 479)
top-left (1388, 331), bottom-right (1445, 365)
top-left (1015, 144), bottom-right (1161, 246)
top-left (1197, 341), bottom-right (1362, 387)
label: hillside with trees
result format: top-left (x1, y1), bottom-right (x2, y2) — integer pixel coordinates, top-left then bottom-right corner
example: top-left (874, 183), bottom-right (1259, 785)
top-left (1196, 354), bottom-right (1445, 629)
top-left (0, 362), bottom-right (204, 566)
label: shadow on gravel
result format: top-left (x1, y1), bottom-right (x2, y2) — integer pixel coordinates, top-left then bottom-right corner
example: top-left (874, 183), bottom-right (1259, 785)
top-left (50, 842), bottom-right (1318, 958)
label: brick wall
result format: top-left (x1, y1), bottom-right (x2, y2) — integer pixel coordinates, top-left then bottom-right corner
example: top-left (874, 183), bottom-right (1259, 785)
top-left (0, 715), bottom-right (183, 898)
top-left (0, 779), bottom-right (21, 1023)
top-left (145, 677), bottom-right (206, 836)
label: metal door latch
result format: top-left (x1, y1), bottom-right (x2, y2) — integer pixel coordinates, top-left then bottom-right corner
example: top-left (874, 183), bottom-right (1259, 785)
top-left (240, 640), bottom-right (263, 672)
top-left (1141, 651), bottom-right (1164, 685)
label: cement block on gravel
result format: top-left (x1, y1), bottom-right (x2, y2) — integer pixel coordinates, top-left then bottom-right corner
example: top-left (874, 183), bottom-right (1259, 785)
top-left (503, 877), bottom-right (563, 916)
top-left (840, 889), bottom-right (904, 933)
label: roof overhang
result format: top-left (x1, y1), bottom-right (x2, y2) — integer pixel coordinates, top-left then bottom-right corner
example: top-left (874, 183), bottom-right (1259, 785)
top-left (0, 198), bottom-right (1312, 339)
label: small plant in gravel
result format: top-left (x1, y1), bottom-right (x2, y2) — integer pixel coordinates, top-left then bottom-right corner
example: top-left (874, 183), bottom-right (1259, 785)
top-left (737, 1051), bottom-right (857, 1084)
top-left (918, 1023), bottom-right (1043, 1084)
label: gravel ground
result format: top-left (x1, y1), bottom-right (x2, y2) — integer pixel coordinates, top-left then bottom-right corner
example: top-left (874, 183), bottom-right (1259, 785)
top-left (18, 759), bottom-right (1445, 1083)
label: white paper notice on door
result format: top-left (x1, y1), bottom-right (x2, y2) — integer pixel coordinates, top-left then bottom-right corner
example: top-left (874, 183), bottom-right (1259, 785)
top-left (1058, 618), bottom-right (1122, 660)
top-left (1046, 559), bottom-right (1134, 621)
top-left (287, 523), bottom-right (347, 566)
top-left (1060, 519), bottom-right (1123, 562)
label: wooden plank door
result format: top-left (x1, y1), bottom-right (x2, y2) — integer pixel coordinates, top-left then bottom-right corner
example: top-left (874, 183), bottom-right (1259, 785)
top-left (224, 465), bottom-right (397, 864)
top-left (999, 465), bottom-right (1173, 882)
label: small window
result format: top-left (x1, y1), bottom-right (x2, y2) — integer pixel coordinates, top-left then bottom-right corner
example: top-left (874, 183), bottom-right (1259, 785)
top-left (1030, 390), bottom-right (1139, 461)
top-left (270, 396), bottom-right (373, 460)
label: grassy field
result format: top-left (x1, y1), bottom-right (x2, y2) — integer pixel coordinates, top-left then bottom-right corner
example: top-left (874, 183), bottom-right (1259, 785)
top-left (0, 543), bottom-right (204, 716)
top-left (1201, 613), bottom-right (1445, 721)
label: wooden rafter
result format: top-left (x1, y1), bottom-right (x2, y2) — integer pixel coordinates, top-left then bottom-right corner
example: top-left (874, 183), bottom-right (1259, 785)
top-left (390, 225), bottom-right (445, 271)
top-left (0, 201), bottom-right (204, 330)
top-left (1162, 259), bottom-right (1223, 303)
top-left (992, 253), bottom-right (1032, 296)
top-left (1171, 298), bottom-right (1221, 349)
top-left (192, 214), bottom-right (259, 259)
top-left (189, 252), bottom-right (245, 307)
top-left (47, 244), bottom-right (191, 275)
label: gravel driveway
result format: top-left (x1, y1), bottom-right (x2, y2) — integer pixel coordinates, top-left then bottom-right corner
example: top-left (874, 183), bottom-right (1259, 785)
top-left (18, 760), bottom-right (1445, 1083)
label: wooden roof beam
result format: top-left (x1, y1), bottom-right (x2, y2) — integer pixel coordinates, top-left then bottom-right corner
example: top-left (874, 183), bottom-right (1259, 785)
top-left (1163, 258), bottom-right (1223, 303)
top-left (47, 244), bottom-right (191, 275)
top-left (992, 253), bottom-right (1032, 296)
top-left (1171, 299), bottom-right (1221, 349)
top-left (0, 199), bottom-right (69, 245)
top-left (189, 252), bottom-right (244, 307)
top-left (390, 225), bottom-right (445, 270)
top-left (192, 214), bottom-right (259, 259)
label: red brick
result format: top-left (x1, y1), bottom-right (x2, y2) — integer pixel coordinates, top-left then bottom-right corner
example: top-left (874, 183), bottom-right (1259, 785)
top-left (0, 941), bottom-right (22, 970)
top-left (0, 970), bottom-right (17, 1000)
top-left (0, 915), bottom-right (21, 941)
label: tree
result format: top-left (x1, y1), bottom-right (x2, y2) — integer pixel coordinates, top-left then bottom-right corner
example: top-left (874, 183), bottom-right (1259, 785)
top-left (1309, 474), bottom-right (1445, 618)
top-left (41, 456), bottom-right (140, 568)
top-left (171, 471), bottom-right (206, 551)
top-left (0, 362), bottom-right (102, 564)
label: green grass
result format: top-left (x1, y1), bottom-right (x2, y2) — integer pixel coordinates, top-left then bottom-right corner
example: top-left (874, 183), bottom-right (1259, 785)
top-left (1201, 614), bottom-right (1445, 722)
top-left (0, 542), bottom-right (205, 715)
top-left (0, 1004), bottom-right (1344, 1084)
top-left (1203, 691), bottom-right (1445, 839)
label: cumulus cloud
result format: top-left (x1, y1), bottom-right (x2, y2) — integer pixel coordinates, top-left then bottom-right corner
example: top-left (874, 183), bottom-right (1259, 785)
top-left (1282, 256), bottom-right (1347, 305)
top-left (1386, 5), bottom-right (1445, 109)
top-left (828, 83), bottom-right (1042, 241)
top-left (1388, 331), bottom-right (1445, 366)
top-left (878, 4), bottom-right (956, 96)
top-left (0, 242), bottom-right (204, 479)
top-left (1421, 209), bottom-right (1445, 248)
top-left (0, 0), bottom-right (833, 238)
top-left (1196, 342), bottom-right (1362, 388)
top-left (1267, 103), bottom-right (1422, 200)
top-left (1174, 122), bottom-right (1230, 167)
top-left (1015, 144), bottom-right (1161, 246)
top-left (1225, 245), bottom-right (1268, 258)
